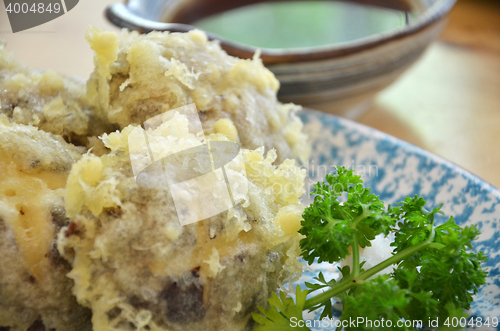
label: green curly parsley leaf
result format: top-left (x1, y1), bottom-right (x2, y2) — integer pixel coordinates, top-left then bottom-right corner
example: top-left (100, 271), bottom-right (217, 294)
top-left (390, 196), bottom-right (488, 322)
top-left (340, 275), bottom-right (413, 331)
top-left (299, 167), bottom-right (395, 265)
top-left (252, 286), bottom-right (310, 331)
top-left (254, 166), bottom-right (488, 331)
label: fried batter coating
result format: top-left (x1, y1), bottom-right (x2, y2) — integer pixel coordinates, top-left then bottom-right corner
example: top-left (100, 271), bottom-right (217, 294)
top-left (0, 40), bottom-right (113, 147)
top-left (85, 28), bottom-right (309, 163)
top-left (0, 27), bottom-right (311, 331)
top-left (57, 113), bottom-right (306, 331)
top-left (0, 118), bottom-right (92, 331)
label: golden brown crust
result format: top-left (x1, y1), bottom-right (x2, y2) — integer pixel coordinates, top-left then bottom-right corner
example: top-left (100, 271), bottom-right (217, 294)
top-left (57, 123), bottom-right (305, 331)
top-left (0, 40), bottom-right (114, 147)
top-left (0, 27), bottom-right (309, 331)
top-left (0, 121), bottom-right (91, 331)
top-left (85, 28), bottom-right (309, 163)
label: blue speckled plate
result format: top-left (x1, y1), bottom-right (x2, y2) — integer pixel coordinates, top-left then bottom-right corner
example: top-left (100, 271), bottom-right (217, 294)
top-left (296, 109), bottom-right (500, 330)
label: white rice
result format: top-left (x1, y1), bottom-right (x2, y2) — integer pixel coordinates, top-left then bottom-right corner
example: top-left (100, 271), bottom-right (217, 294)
top-left (341, 234), bottom-right (395, 278)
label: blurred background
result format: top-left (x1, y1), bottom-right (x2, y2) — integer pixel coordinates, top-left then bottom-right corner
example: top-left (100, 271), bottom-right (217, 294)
top-left (1, 0), bottom-right (499, 187)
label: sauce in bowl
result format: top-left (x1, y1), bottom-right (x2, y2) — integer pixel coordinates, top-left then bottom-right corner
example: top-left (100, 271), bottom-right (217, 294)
top-left (187, 1), bottom-right (410, 49)
top-left (106, 0), bottom-right (454, 106)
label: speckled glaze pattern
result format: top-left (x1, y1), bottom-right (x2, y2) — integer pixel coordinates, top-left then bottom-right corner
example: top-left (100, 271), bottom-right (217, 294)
top-left (295, 109), bottom-right (500, 330)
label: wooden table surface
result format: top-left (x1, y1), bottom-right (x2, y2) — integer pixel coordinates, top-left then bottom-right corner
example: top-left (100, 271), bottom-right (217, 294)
top-left (1, 0), bottom-right (499, 187)
top-left (356, 0), bottom-right (500, 189)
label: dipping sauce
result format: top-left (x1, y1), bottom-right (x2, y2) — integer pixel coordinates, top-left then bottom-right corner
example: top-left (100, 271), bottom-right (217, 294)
top-left (190, 1), bottom-right (410, 49)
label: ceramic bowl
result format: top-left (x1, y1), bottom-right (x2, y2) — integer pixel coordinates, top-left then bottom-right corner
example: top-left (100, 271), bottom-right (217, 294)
top-left (106, 0), bottom-right (456, 113)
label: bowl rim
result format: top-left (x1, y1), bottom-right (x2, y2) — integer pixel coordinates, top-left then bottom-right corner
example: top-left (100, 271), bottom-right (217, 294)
top-left (105, 0), bottom-right (456, 64)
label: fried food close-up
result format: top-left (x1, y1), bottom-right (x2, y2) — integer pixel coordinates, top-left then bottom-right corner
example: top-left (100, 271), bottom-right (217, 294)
top-left (0, 28), bottom-right (309, 331)
top-left (0, 119), bottom-right (92, 330)
top-left (59, 124), bottom-right (305, 331)
top-left (1, 1), bottom-right (496, 328)
top-left (84, 27), bottom-right (309, 163)
top-left (0, 41), bottom-right (112, 147)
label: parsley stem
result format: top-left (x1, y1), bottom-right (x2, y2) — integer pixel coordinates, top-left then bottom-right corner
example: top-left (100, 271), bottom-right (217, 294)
top-left (352, 236), bottom-right (360, 278)
top-left (359, 226), bottom-right (438, 280)
top-left (303, 277), bottom-right (360, 310)
top-left (350, 209), bottom-right (369, 278)
top-left (358, 240), bottom-right (433, 280)
top-left (303, 230), bottom-right (445, 311)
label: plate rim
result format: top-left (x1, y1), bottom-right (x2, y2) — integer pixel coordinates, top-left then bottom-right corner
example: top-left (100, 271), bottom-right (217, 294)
top-left (301, 107), bottom-right (500, 197)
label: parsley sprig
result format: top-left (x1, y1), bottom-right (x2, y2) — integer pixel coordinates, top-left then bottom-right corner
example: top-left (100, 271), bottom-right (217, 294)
top-left (254, 166), bottom-right (488, 330)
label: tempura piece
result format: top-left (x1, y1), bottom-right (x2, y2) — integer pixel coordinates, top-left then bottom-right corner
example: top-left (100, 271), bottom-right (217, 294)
top-left (85, 28), bottom-right (309, 163)
top-left (0, 118), bottom-right (92, 330)
top-left (57, 111), bottom-right (306, 331)
top-left (0, 26), bottom-right (311, 331)
top-left (0, 40), bottom-right (112, 146)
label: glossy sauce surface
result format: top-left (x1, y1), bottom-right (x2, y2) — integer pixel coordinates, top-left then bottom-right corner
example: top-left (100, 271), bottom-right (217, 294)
top-left (189, 1), bottom-right (409, 49)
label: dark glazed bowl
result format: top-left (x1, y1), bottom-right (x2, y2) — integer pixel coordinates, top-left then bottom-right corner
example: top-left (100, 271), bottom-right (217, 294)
top-left (106, 0), bottom-right (456, 115)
